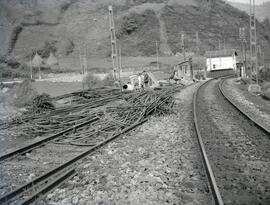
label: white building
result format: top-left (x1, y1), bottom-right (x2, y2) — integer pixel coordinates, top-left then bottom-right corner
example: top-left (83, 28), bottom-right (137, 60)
top-left (205, 50), bottom-right (238, 71)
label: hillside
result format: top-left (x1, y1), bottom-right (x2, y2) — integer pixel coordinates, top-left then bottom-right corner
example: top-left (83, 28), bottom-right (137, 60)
top-left (0, 0), bottom-right (270, 64)
top-left (227, 1), bottom-right (270, 21)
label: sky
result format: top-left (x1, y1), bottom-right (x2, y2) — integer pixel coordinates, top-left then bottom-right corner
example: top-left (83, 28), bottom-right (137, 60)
top-left (229, 0), bottom-right (270, 4)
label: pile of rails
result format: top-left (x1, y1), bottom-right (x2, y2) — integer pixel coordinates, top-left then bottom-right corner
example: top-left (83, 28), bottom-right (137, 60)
top-left (0, 86), bottom-right (182, 142)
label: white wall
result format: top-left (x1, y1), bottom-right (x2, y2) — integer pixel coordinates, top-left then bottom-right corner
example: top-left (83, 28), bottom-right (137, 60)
top-left (206, 56), bottom-right (236, 71)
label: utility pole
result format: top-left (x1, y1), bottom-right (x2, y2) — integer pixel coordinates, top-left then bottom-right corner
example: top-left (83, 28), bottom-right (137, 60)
top-left (108, 5), bottom-right (118, 82)
top-left (118, 45), bottom-right (123, 95)
top-left (181, 33), bottom-right (186, 61)
top-left (195, 31), bottom-right (200, 55)
top-left (79, 46), bottom-right (83, 74)
top-left (156, 40), bottom-right (159, 69)
top-left (218, 39), bottom-right (221, 51)
top-left (239, 27), bottom-right (247, 77)
top-left (257, 44), bottom-right (261, 66)
top-left (250, 0), bottom-right (258, 83)
top-left (84, 44), bottom-right (88, 74)
top-left (30, 55), bottom-right (33, 79)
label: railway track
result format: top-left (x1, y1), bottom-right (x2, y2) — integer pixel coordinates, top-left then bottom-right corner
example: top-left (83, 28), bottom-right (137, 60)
top-left (0, 86), bottom-right (181, 205)
top-left (193, 76), bottom-right (270, 205)
top-left (219, 78), bottom-right (270, 135)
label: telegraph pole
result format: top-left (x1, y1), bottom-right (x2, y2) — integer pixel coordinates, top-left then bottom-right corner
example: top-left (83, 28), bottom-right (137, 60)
top-left (84, 44), bottom-right (88, 74)
top-left (118, 45), bottom-right (123, 94)
top-left (239, 27), bottom-right (247, 77)
top-left (79, 46), bottom-right (83, 74)
top-left (250, 0), bottom-right (258, 83)
top-left (30, 55), bottom-right (33, 79)
top-left (108, 5), bottom-right (118, 82)
top-left (181, 33), bottom-right (186, 61)
top-left (195, 31), bottom-right (200, 55)
top-left (156, 41), bottom-right (159, 69)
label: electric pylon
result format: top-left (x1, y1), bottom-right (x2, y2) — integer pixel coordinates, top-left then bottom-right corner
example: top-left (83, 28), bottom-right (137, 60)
top-left (108, 5), bottom-right (118, 81)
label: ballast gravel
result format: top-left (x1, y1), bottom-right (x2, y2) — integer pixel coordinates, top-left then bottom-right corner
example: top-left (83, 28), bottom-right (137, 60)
top-left (223, 78), bottom-right (270, 131)
top-left (44, 83), bottom-right (212, 205)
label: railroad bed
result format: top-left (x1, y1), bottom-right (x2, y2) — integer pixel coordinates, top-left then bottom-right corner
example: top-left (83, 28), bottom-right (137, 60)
top-left (0, 86), bottom-right (182, 205)
top-left (194, 78), bottom-right (270, 205)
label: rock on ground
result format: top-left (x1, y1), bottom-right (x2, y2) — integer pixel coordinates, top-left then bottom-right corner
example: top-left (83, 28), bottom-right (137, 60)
top-left (43, 83), bottom-right (211, 205)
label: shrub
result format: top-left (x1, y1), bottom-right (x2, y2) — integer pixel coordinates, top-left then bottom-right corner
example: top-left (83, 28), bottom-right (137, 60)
top-left (31, 93), bottom-right (54, 113)
top-left (259, 67), bottom-right (270, 82)
top-left (119, 16), bottom-right (138, 35)
top-left (8, 80), bottom-right (38, 108)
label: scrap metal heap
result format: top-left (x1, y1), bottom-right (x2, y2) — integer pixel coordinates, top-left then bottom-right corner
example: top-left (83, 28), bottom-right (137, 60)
top-left (0, 85), bottom-right (183, 145)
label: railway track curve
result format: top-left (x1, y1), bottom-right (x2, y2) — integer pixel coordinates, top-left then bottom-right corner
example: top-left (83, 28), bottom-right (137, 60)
top-left (193, 76), bottom-right (270, 205)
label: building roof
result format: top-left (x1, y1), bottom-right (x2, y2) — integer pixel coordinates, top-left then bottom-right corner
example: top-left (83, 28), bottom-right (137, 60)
top-left (31, 53), bottom-right (43, 67)
top-left (205, 49), bottom-right (237, 58)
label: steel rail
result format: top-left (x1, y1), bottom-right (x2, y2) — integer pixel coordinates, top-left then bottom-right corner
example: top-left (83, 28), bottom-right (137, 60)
top-left (219, 78), bottom-right (270, 136)
top-left (193, 79), bottom-right (224, 205)
top-left (0, 116), bottom-right (99, 162)
top-left (20, 169), bottom-right (76, 205)
top-left (0, 118), bottom-right (147, 204)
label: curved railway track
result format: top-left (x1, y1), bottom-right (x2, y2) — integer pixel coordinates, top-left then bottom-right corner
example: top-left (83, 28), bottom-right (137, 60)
top-left (193, 78), bottom-right (224, 205)
top-left (193, 76), bottom-right (270, 205)
top-left (2, 76), bottom-right (269, 205)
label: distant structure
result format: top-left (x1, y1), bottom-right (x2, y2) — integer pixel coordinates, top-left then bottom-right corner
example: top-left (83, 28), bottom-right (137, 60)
top-left (205, 50), bottom-right (237, 71)
top-left (30, 52), bottom-right (43, 79)
top-left (173, 58), bottom-right (193, 81)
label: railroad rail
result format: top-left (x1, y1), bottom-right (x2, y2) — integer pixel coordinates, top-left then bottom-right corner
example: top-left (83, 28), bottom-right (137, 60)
top-left (0, 86), bottom-right (181, 205)
top-left (194, 75), bottom-right (269, 205)
top-left (219, 77), bottom-right (270, 136)
top-left (0, 119), bottom-right (146, 205)
top-left (0, 116), bottom-right (99, 162)
top-left (193, 78), bottom-right (224, 205)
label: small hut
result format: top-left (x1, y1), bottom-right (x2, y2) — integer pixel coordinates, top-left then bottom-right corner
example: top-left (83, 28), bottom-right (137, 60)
top-left (30, 53), bottom-right (43, 79)
top-left (173, 59), bottom-right (193, 81)
top-left (31, 53), bottom-right (43, 67)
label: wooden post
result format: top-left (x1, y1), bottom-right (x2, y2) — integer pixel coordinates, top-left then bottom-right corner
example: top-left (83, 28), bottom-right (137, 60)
top-left (79, 47), bottom-right (83, 74)
top-left (181, 33), bottom-right (186, 61)
top-left (196, 31), bottom-right (200, 55)
top-left (156, 41), bottom-right (159, 69)
top-left (84, 44), bottom-right (88, 74)
top-left (118, 46), bottom-right (123, 95)
top-left (30, 55), bottom-right (33, 79)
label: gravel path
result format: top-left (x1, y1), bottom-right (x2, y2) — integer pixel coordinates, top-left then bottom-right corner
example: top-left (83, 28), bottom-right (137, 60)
top-left (43, 83), bottom-right (212, 205)
top-left (223, 78), bottom-right (270, 131)
top-left (197, 79), bottom-right (270, 205)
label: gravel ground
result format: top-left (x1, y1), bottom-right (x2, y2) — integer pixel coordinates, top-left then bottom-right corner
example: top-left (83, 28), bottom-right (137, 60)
top-left (0, 143), bottom-right (89, 197)
top-left (197, 79), bottom-right (270, 205)
top-left (223, 78), bottom-right (270, 131)
top-left (42, 83), bottom-right (212, 205)
top-left (0, 103), bottom-right (27, 155)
